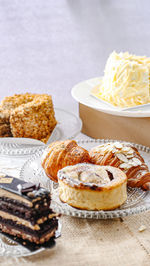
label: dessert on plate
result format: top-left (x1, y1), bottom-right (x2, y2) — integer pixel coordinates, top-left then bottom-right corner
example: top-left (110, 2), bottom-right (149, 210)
top-left (58, 163), bottom-right (127, 210)
top-left (41, 139), bottom-right (150, 212)
top-left (41, 140), bottom-right (90, 182)
top-left (0, 174), bottom-right (59, 245)
top-left (0, 93), bottom-right (57, 143)
top-left (89, 142), bottom-right (150, 190)
top-left (42, 140), bottom-right (150, 191)
top-left (91, 51), bottom-right (150, 108)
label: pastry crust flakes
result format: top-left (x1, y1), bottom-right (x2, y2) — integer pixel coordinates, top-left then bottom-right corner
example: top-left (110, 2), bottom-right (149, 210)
top-left (41, 140), bottom-right (90, 182)
top-left (90, 142), bottom-right (150, 190)
top-left (0, 93), bottom-right (57, 142)
top-left (10, 95), bottom-right (56, 140)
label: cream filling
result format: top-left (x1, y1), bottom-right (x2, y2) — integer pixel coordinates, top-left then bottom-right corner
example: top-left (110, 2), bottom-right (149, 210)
top-left (48, 213), bottom-right (58, 219)
top-left (0, 188), bottom-right (33, 207)
top-left (0, 210), bottom-right (40, 230)
top-left (62, 164), bottom-right (111, 184)
top-left (59, 164), bottom-right (127, 188)
top-left (36, 213), bottom-right (57, 224)
top-left (32, 197), bottom-right (42, 203)
top-left (0, 188), bottom-right (46, 207)
top-left (0, 210), bottom-right (57, 229)
top-left (0, 224), bottom-right (56, 244)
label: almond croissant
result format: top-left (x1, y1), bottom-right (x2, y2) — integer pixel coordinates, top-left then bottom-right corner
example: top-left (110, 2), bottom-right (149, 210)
top-left (41, 140), bottom-right (90, 182)
top-left (89, 142), bottom-right (150, 190)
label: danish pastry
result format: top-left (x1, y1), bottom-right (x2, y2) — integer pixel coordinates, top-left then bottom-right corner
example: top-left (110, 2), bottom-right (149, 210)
top-left (90, 142), bottom-right (150, 190)
top-left (58, 163), bottom-right (127, 210)
top-left (41, 140), bottom-right (90, 182)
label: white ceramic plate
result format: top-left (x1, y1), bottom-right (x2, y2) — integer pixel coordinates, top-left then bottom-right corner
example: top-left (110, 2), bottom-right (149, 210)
top-left (20, 139), bottom-right (150, 219)
top-left (0, 108), bottom-right (82, 156)
top-left (71, 77), bottom-right (150, 117)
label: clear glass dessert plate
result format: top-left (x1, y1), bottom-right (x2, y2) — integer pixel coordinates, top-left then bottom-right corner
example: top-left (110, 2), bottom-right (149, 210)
top-left (71, 77), bottom-right (150, 117)
top-left (20, 139), bottom-right (150, 219)
top-left (0, 221), bottom-right (61, 257)
top-left (0, 108), bottom-right (82, 156)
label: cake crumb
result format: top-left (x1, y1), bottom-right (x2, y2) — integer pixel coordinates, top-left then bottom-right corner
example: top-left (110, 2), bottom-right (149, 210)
top-left (138, 225), bottom-right (146, 232)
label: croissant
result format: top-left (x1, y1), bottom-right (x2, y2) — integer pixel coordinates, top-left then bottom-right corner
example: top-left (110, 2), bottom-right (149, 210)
top-left (41, 140), bottom-right (90, 182)
top-left (89, 142), bottom-right (150, 190)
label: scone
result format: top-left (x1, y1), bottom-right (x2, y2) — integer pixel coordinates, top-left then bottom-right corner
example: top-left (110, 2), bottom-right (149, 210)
top-left (58, 163), bottom-right (127, 210)
top-left (89, 142), bottom-right (150, 190)
top-left (41, 140), bottom-right (90, 182)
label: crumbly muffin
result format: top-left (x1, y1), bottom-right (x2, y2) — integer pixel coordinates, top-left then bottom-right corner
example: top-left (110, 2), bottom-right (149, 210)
top-left (0, 93), bottom-right (57, 142)
top-left (0, 106), bottom-right (10, 124)
top-left (10, 95), bottom-right (57, 140)
top-left (0, 123), bottom-right (12, 136)
top-left (0, 93), bottom-right (37, 110)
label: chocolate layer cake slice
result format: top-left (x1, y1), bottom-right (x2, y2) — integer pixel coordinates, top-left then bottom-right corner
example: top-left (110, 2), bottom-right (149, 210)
top-left (0, 175), bottom-right (58, 245)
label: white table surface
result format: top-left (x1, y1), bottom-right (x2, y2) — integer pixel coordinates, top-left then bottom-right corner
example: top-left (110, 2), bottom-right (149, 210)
top-left (0, 0), bottom-right (149, 115)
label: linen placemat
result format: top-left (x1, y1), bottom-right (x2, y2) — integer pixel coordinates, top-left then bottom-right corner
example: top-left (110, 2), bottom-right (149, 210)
top-left (0, 211), bottom-right (149, 266)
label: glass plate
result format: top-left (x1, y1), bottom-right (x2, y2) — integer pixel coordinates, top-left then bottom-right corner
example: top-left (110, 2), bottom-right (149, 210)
top-left (0, 221), bottom-right (61, 257)
top-left (0, 108), bottom-right (82, 156)
top-left (20, 139), bottom-right (150, 219)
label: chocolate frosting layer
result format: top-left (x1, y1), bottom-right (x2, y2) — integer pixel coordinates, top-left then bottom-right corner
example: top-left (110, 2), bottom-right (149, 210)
top-left (0, 200), bottom-right (54, 224)
top-left (0, 215), bottom-right (58, 238)
top-left (0, 175), bottom-right (60, 247)
top-left (0, 175), bottom-right (50, 205)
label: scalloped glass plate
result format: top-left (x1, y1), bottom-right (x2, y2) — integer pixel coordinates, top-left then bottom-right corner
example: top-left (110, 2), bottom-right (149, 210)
top-left (20, 139), bottom-right (150, 219)
top-left (0, 221), bottom-right (61, 257)
top-left (0, 236), bottom-right (43, 257)
top-left (0, 108), bottom-right (82, 156)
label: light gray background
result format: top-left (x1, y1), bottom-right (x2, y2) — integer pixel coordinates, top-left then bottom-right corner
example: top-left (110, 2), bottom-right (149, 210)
top-left (0, 0), bottom-right (149, 114)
